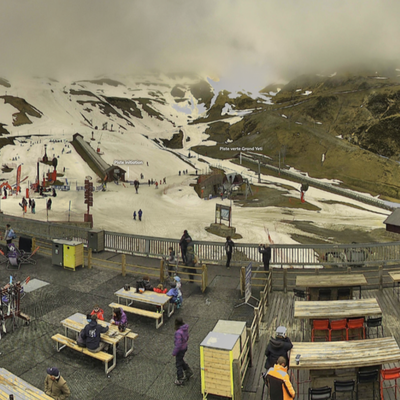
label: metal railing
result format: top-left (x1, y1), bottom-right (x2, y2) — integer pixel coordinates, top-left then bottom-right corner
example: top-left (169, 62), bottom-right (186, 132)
top-left (2, 213), bottom-right (400, 268)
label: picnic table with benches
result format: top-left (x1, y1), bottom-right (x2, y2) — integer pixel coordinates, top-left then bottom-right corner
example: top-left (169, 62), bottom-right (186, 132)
top-left (52, 312), bottom-right (138, 375)
top-left (113, 287), bottom-right (174, 329)
top-left (296, 273), bottom-right (367, 301)
top-left (0, 367), bottom-right (53, 399)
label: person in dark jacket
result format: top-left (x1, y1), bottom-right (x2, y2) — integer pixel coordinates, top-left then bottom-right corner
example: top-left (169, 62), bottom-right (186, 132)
top-left (80, 314), bottom-right (109, 353)
top-left (172, 317), bottom-right (193, 386)
top-left (259, 243), bottom-right (272, 272)
top-left (184, 244), bottom-right (197, 282)
top-left (179, 230), bottom-right (192, 263)
top-left (138, 209), bottom-right (143, 221)
top-left (225, 236), bottom-right (235, 269)
top-left (265, 326), bottom-right (293, 370)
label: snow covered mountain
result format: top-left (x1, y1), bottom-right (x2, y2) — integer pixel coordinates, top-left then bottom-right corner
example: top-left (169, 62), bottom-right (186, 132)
top-left (0, 73), bottom-right (393, 245)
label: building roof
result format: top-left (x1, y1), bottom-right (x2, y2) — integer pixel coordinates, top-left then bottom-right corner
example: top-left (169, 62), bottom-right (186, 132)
top-left (384, 208), bottom-right (400, 226)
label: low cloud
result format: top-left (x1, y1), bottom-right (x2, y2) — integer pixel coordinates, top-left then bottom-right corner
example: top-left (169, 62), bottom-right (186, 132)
top-left (1, 0), bottom-right (399, 89)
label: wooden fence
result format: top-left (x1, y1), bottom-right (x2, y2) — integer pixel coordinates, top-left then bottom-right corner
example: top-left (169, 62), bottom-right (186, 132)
top-left (34, 238), bottom-right (208, 292)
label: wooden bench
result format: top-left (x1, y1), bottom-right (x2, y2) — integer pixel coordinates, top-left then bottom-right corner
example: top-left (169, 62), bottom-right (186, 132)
top-left (51, 333), bottom-right (115, 375)
top-left (109, 302), bottom-right (164, 329)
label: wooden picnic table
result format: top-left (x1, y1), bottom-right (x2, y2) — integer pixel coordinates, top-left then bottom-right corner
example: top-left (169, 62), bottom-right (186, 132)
top-left (61, 312), bottom-right (137, 372)
top-left (0, 367), bottom-right (53, 399)
top-left (388, 271), bottom-right (400, 300)
top-left (115, 287), bottom-right (174, 317)
top-left (296, 274), bottom-right (367, 300)
top-left (290, 337), bottom-right (400, 370)
top-left (294, 298), bottom-right (382, 320)
top-left (289, 337), bottom-right (400, 398)
top-left (294, 298), bottom-right (382, 340)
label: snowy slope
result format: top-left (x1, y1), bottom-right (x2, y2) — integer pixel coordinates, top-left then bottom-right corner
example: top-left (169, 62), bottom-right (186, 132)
top-left (0, 74), bottom-right (391, 244)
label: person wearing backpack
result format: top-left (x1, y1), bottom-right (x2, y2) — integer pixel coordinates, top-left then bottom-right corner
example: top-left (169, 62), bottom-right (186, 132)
top-left (185, 244), bottom-right (197, 283)
top-left (225, 236), bottom-right (235, 269)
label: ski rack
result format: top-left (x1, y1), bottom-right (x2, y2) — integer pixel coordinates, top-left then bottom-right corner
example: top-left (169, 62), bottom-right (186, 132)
top-left (0, 276), bottom-right (31, 339)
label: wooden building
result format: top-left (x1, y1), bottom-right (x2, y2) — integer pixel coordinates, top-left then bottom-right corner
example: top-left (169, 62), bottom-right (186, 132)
top-left (383, 209), bottom-right (400, 234)
top-left (72, 133), bottom-right (125, 182)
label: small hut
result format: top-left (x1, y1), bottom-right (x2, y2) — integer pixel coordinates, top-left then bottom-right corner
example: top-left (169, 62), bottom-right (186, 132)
top-left (383, 209), bottom-right (400, 234)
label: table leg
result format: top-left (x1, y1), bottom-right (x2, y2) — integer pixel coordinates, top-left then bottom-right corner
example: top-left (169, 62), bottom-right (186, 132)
top-left (124, 336), bottom-right (135, 357)
top-left (297, 369), bottom-right (300, 399)
top-left (167, 302), bottom-right (175, 318)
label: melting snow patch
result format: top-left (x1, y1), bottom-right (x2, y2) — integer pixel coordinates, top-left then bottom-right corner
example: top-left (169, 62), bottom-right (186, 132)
top-left (336, 135), bottom-right (343, 139)
top-left (281, 114), bottom-right (287, 118)
top-left (24, 279), bottom-right (49, 293)
top-left (302, 91), bottom-right (312, 96)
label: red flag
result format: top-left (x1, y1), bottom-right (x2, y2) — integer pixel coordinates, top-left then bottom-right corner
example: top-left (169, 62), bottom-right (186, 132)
top-left (52, 170), bottom-right (57, 182)
top-left (16, 165), bottom-right (21, 193)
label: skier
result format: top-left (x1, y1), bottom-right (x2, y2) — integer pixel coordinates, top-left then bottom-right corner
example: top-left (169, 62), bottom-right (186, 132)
top-left (31, 199), bottom-right (36, 214)
top-left (148, 179), bottom-right (150, 187)
top-left (133, 211), bottom-right (136, 220)
top-left (155, 182), bottom-right (158, 189)
top-left (47, 198), bottom-right (52, 211)
top-left (138, 209), bottom-right (143, 221)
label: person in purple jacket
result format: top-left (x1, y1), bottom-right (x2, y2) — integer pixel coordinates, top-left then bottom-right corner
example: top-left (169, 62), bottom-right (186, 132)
top-left (172, 317), bottom-right (193, 386)
top-left (111, 307), bottom-right (127, 332)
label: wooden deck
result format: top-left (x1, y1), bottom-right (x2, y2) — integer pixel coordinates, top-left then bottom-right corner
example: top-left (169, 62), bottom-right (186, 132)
top-left (243, 286), bottom-right (400, 400)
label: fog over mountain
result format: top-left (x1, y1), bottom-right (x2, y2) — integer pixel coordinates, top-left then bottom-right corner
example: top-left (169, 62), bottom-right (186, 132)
top-left (1, 0), bottom-right (399, 90)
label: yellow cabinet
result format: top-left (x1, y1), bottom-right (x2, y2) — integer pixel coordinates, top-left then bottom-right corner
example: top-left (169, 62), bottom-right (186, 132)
top-left (200, 331), bottom-right (241, 399)
top-left (63, 240), bottom-right (84, 271)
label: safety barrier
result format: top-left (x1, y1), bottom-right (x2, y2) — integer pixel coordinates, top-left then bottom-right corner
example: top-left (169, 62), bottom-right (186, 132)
top-left (2, 213), bottom-right (400, 268)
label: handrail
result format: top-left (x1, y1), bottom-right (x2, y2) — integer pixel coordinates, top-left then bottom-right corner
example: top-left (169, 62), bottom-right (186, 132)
top-left (1, 213), bottom-right (400, 268)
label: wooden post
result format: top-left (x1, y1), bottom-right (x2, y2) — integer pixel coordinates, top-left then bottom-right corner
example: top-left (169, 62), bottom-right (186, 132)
top-left (240, 267), bottom-right (245, 296)
top-left (160, 259), bottom-right (165, 283)
top-left (32, 237), bottom-right (36, 252)
top-left (121, 254), bottom-right (126, 277)
top-left (379, 265), bottom-right (383, 290)
top-left (246, 327), bottom-right (253, 368)
top-left (283, 269), bottom-right (287, 293)
top-left (201, 264), bottom-right (207, 293)
top-left (232, 359), bottom-right (242, 400)
top-left (254, 307), bottom-right (260, 341)
top-left (87, 248), bottom-right (92, 269)
top-left (347, 267), bottom-right (351, 274)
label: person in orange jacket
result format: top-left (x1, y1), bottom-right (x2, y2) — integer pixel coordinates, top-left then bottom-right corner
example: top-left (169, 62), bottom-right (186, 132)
top-left (265, 356), bottom-right (295, 400)
top-left (90, 305), bottom-right (105, 321)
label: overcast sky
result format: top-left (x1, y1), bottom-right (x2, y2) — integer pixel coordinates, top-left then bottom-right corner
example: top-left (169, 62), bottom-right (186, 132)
top-left (1, 0), bottom-right (399, 91)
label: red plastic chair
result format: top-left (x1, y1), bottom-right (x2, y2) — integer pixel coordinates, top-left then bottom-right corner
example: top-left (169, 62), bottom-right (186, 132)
top-left (329, 319), bottom-right (347, 341)
top-left (312, 319), bottom-right (330, 342)
top-left (380, 367), bottom-right (400, 400)
top-left (346, 317), bottom-right (365, 340)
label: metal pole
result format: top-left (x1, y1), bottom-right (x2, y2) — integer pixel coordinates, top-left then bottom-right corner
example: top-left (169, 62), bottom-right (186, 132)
top-left (279, 152), bottom-right (281, 176)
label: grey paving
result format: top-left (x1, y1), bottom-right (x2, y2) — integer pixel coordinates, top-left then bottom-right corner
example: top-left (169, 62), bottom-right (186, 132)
top-left (0, 250), bottom-right (261, 400)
